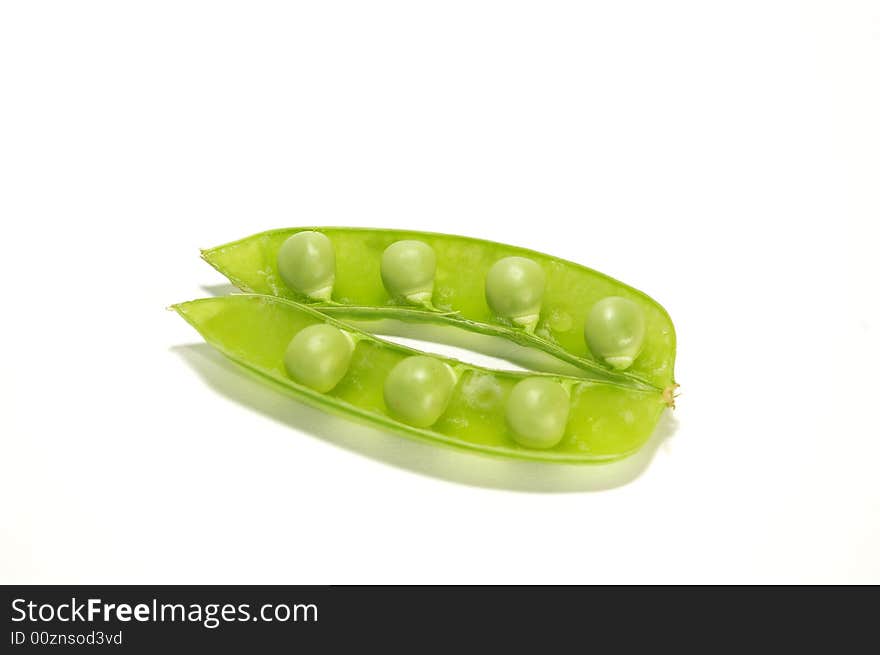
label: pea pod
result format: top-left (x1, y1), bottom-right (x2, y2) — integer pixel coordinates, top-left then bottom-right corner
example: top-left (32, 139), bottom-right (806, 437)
top-left (173, 294), bottom-right (668, 464)
top-left (201, 228), bottom-right (677, 398)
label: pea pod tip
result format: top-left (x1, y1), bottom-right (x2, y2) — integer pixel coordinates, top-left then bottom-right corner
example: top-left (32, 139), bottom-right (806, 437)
top-left (662, 384), bottom-right (681, 409)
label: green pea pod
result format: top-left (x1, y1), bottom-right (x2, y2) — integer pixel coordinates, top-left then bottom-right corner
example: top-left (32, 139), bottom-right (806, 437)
top-left (173, 294), bottom-right (668, 464)
top-left (201, 228), bottom-right (677, 399)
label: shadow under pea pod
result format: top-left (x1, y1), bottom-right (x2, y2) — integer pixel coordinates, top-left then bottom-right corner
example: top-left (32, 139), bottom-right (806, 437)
top-left (171, 343), bottom-right (679, 493)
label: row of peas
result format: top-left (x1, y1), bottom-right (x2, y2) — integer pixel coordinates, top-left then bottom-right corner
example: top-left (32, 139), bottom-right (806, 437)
top-left (278, 231), bottom-right (647, 371)
top-left (284, 323), bottom-right (570, 449)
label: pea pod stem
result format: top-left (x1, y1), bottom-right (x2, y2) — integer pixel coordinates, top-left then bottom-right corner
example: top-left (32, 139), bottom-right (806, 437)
top-left (662, 384), bottom-right (681, 409)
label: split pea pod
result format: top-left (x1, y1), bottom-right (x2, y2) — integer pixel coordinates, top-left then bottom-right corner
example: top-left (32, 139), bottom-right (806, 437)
top-left (201, 228), bottom-right (677, 398)
top-left (173, 295), bottom-right (668, 463)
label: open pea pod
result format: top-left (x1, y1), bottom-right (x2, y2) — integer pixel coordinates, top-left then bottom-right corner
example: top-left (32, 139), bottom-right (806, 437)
top-left (173, 295), bottom-right (668, 464)
top-left (201, 228), bottom-right (677, 398)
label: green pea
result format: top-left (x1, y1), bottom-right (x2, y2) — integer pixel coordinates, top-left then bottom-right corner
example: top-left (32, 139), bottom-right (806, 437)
top-left (485, 256), bottom-right (545, 332)
top-left (584, 296), bottom-right (646, 370)
top-left (277, 231), bottom-right (335, 300)
top-left (505, 377), bottom-right (569, 449)
top-left (284, 324), bottom-right (354, 393)
top-left (383, 355), bottom-right (456, 428)
top-left (380, 240), bottom-right (436, 305)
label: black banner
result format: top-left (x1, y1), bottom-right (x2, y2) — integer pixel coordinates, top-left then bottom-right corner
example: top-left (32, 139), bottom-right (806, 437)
top-left (1, 586), bottom-right (876, 651)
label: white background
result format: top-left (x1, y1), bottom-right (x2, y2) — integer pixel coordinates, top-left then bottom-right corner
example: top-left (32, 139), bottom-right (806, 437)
top-left (1, 1), bottom-right (878, 584)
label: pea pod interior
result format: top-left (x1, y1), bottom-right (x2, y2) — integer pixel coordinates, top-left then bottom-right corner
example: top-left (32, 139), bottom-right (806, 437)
top-left (173, 294), bottom-right (667, 463)
top-left (201, 228), bottom-right (677, 391)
